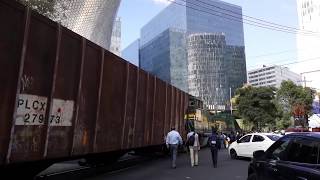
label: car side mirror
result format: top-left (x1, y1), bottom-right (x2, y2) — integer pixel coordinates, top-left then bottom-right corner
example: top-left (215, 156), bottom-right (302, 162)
top-left (236, 139), bottom-right (240, 143)
top-left (253, 150), bottom-right (265, 159)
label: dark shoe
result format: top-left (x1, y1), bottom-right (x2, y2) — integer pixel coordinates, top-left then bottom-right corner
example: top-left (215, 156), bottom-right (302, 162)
top-left (172, 166), bottom-right (176, 169)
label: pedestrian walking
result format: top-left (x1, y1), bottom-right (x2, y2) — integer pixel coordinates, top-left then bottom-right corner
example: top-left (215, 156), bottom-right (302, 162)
top-left (208, 128), bottom-right (219, 168)
top-left (186, 129), bottom-right (200, 167)
top-left (229, 131), bottom-right (236, 143)
top-left (226, 136), bottom-right (230, 148)
top-left (236, 131), bottom-right (241, 140)
top-left (166, 127), bottom-right (183, 169)
top-left (219, 132), bottom-right (224, 149)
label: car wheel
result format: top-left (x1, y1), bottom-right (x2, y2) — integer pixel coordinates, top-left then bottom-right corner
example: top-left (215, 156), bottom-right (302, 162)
top-left (230, 149), bottom-right (238, 159)
top-left (247, 173), bottom-right (258, 180)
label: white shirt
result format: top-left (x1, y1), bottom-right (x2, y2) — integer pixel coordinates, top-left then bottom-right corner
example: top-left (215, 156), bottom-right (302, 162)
top-left (166, 130), bottom-right (182, 145)
top-left (187, 131), bottom-right (199, 147)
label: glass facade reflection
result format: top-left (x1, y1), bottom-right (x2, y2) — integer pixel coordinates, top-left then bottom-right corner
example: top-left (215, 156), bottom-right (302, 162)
top-left (140, 29), bottom-right (188, 92)
top-left (188, 33), bottom-right (229, 107)
top-left (127, 0), bottom-right (247, 108)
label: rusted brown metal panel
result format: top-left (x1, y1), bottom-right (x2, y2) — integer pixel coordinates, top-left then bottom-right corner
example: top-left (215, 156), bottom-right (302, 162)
top-left (165, 84), bottom-right (172, 135)
top-left (45, 28), bottom-right (81, 158)
top-left (163, 83), bottom-right (169, 138)
top-left (184, 93), bottom-right (189, 136)
top-left (69, 41), bottom-right (101, 156)
top-left (95, 53), bottom-right (127, 152)
top-left (122, 64), bottom-right (138, 149)
top-left (9, 10), bottom-right (58, 163)
top-left (0, 1), bottom-right (25, 165)
top-left (179, 92), bottom-right (185, 138)
top-left (144, 75), bottom-right (155, 145)
top-left (134, 70), bottom-right (147, 147)
top-left (176, 90), bottom-right (181, 135)
top-left (93, 48), bottom-right (105, 152)
top-left (150, 76), bottom-right (157, 145)
top-left (152, 79), bottom-right (166, 144)
top-left (175, 89), bottom-right (181, 133)
top-left (170, 87), bottom-right (175, 130)
top-left (43, 24), bottom-right (62, 158)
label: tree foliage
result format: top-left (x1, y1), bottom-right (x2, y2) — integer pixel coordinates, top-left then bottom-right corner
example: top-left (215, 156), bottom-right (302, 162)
top-left (276, 80), bottom-right (315, 128)
top-left (235, 86), bottom-right (278, 131)
top-left (234, 81), bottom-right (315, 131)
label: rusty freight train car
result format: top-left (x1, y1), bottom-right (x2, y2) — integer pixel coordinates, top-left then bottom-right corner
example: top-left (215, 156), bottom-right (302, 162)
top-left (0, 0), bottom-right (189, 176)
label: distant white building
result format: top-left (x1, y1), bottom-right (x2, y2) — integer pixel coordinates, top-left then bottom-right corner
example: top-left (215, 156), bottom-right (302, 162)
top-left (248, 65), bottom-right (302, 88)
top-left (296, 0), bottom-right (320, 88)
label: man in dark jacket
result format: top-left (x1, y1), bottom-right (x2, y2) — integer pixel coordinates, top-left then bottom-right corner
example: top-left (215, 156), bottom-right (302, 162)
top-left (208, 128), bottom-right (219, 168)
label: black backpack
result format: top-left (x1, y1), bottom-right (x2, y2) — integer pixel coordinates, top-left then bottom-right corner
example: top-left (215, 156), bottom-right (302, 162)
top-left (186, 132), bottom-right (195, 146)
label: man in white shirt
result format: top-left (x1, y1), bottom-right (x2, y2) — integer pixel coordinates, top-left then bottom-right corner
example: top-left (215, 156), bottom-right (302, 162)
top-left (187, 129), bottom-right (200, 167)
top-left (166, 127), bottom-right (183, 168)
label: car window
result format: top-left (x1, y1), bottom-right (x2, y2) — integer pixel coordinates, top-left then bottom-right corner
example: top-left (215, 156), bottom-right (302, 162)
top-left (266, 135), bottom-right (281, 141)
top-left (267, 137), bottom-right (291, 161)
top-left (287, 138), bottom-right (319, 164)
top-left (252, 135), bottom-right (264, 142)
top-left (239, 135), bottom-right (252, 143)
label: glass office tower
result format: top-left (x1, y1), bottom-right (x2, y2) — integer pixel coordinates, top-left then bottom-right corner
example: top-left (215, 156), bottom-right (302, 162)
top-left (187, 33), bottom-right (229, 107)
top-left (140, 29), bottom-right (188, 92)
top-left (130, 0), bottom-right (246, 108)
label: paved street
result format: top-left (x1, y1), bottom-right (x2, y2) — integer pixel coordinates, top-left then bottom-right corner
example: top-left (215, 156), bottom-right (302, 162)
top-left (88, 148), bottom-right (250, 180)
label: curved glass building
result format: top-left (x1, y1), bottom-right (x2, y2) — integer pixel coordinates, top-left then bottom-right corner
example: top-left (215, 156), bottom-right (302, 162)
top-left (187, 33), bottom-right (229, 107)
top-left (18, 0), bottom-right (121, 50)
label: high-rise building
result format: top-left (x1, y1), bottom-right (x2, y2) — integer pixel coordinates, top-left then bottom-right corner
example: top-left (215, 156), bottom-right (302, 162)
top-left (188, 33), bottom-right (229, 107)
top-left (110, 17), bottom-right (121, 56)
top-left (122, 39), bottom-right (140, 66)
top-left (128, 0), bottom-right (247, 108)
top-left (248, 65), bottom-right (302, 88)
top-left (18, 0), bottom-right (121, 50)
top-left (140, 28), bottom-right (188, 92)
top-left (296, 0), bottom-right (320, 88)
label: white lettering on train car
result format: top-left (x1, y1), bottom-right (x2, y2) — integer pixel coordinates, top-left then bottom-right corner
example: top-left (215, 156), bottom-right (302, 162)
top-left (16, 94), bottom-right (48, 125)
top-left (49, 99), bottom-right (74, 126)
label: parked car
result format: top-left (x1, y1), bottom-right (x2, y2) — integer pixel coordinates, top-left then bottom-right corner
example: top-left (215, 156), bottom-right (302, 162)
top-left (228, 133), bottom-right (281, 159)
top-left (247, 132), bottom-right (320, 180)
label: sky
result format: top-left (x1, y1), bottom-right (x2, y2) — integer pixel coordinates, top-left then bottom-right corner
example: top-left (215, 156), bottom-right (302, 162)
top-left (117, 0), bottom-right (319, 89)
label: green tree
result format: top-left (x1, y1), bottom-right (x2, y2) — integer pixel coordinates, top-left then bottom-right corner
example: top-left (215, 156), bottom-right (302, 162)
top-left (235, 86), bottom-right (278, 131)
top-left (276, 80), bottom-right (315, 128)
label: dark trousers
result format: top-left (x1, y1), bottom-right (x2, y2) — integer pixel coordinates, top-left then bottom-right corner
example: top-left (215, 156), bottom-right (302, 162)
top-left (210, 146), bottom-right (218, 168)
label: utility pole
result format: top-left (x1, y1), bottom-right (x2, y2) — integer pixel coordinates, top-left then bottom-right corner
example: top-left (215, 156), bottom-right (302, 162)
top-left (229, 87), bottom-right (232, 115)
top-left (300, 69), bottom-right (320, 87)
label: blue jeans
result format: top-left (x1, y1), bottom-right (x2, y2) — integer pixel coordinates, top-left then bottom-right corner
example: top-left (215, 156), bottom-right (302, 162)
top-left (169, 144), bottom-right (178, 168)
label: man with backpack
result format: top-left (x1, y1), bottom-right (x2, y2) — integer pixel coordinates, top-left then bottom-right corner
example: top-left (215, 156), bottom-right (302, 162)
top-left (186, 128), bottom-right (200, 167)
top-left (208, 128), bottom-right (219, 168)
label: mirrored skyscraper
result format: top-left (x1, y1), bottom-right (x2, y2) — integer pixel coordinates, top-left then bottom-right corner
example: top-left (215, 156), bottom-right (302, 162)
top-left (187, 33), bottom-right (229, 106)
top-left (125, 0), bottom-right (247, 109)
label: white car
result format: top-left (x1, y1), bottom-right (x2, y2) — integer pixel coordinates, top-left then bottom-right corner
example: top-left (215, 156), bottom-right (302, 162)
top-left (228, 133), bottom-right (281, 159)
